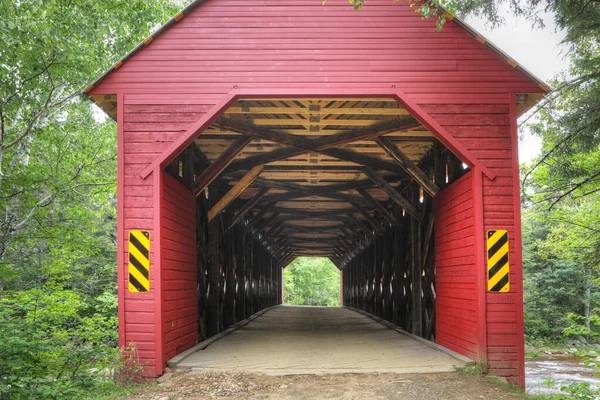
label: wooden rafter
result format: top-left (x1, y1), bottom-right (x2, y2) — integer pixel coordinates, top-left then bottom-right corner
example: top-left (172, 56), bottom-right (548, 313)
top-left (352, 203), bottom-right (383, 234)
top-left (375, 136), bottom-right (440, 197)
top-left (227, 188), bottom-right (269, 231)
top-left (216, 118), bottom-right (416, 175)
top-left (191, 135), bottom-right (252, 195)
top-left (362, 167), bottom-right (421, 222)
top-left (207, 166), bottom-right (264, 222)
top-left (164, 97), bottom-right (472, 258)
top-left (356, 188), bottom-right (399, 227)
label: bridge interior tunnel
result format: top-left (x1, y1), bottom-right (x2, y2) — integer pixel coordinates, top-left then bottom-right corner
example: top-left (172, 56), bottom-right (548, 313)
top-left (162, 97), bottom-right (471, 359)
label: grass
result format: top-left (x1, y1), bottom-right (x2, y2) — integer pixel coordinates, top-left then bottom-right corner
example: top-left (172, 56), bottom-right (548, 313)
top-left (85, 381), bottom-right (156, 400)
top-left (454, 362), bottom-right (486, 375)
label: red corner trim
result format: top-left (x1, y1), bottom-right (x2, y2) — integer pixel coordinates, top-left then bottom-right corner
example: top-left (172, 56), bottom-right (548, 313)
top-left (509, 92), bottom-right (526, 389)
top-left (472, 167), bottom-right (488, 363)
top-left (153, 168), bottom-right (164, 375)
top-left (117, 94), bottom-right (126, 347)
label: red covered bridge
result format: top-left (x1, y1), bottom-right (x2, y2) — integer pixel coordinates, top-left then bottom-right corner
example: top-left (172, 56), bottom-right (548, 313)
top-left (86, 0), bottom-right (548, 389)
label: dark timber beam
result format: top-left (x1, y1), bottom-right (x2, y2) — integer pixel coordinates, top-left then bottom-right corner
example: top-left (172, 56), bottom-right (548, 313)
top-left (290, 244), bottom-right (337, 250)
top-left (411, 210), bottom-right (423, 337)
top-left (375, 136), bottom-right (440, 197)
top-left (286, 238), bottom-right (340, 245)
top-left (253, 212), bottom-right (281, 235)
top-left (226, 188), bottom-right (269, 231)
top-left (352, 203), bottom-right (384, 234)
top-left (311, 117), bottom-right (421, 149)
top-left (191, 135), bottom-right (253, 195)
top-left (218, 116), bottom-right (420, 151)
top-left (343, 216), bottom-right (375, 238)
top-left (217, 117), bottom-right (316, 150)
top-left (218, 119), bottom-right (412, 175)
top-left (261, 190), bottom-right (368, 207)
top-left (282, 225), bottom-right (346, 233)
top-left (278, 215), bottom-right (348, 222)
top-left (268, 208), bottom-right (353, 217)
top-left (226, 148), bottom-right (304, 173)
top-left (356, 188), bottom-right (399, 227)
top-left (320, 147), bottom-right (407, 175)
top-left (235, 175), bottom-right (393, 193)
top-left (362, 167), bottom-right (422, 222)
top-left (207, 165), bottom-right (264, 222)
top-left (245, 207), bottom-right (272, 231)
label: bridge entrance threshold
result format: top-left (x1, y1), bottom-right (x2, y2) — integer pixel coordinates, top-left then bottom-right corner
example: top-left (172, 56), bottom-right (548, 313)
top-left (169, 306), bottom-right (471, 375)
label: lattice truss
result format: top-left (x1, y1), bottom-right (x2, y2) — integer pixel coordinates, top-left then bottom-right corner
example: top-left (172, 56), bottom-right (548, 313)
top-left (167, 97), bottom-right (468, 340)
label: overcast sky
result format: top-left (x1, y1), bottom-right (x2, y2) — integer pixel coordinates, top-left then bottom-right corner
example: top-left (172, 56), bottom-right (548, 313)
top-left (464, 11), bottom-right (570, 163)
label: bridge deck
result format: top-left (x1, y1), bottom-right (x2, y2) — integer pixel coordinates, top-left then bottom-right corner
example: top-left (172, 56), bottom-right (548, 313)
top-left (171, 306), bottom-right (467, 375)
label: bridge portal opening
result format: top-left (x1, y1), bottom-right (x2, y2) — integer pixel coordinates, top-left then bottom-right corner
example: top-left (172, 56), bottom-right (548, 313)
top-left (160, 97), bottom-right (474, 366)
top-left (283, 257), bottom-right (341, 307)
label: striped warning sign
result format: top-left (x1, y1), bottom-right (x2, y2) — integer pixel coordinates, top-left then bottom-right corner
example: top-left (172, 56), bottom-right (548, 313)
top-left (487, 230), bottom-right (510, 293)
top-left (128, 230), bottom-right (150, 293)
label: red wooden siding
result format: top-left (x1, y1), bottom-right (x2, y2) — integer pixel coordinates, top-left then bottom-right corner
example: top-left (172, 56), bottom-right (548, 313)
top-left (435, 171), bottom-right (478, 360)
top-left (161, 172), bottom-right (198, 362)
top-left (97, 0), bottom-right (534, 385)
top-left (91, 0), bottom-right (543, 107)
top-left (121, 99), bottom-right (205, 375)
top-left (120, 98), bottom-right (162, 375)
top-left (424, 102), bottom-right (523, 384)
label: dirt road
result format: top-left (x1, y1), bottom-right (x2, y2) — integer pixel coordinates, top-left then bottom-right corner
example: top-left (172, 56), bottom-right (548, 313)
top-left (123, 371), bottom-right (521, 400)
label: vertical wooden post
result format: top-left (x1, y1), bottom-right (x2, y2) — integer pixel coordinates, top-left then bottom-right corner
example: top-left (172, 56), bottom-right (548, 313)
top-left (433, 142), bottom-right (447, 190)
top-left (256, 243), bottom-right (262, 312)
top-left (246, 236), bottom-right (253, 317)
top-left (281, 264), bottom-right (285, 304)
top-left (267, 256), bottom-right (273, 307)
top-left (382, 232), bottom-right (392, 321)
top-left (374, 239), bottom-right (382, 317)
top-left (357, 252), bottom-right (363, 310)
top-left (411, 186), bottom-right (423, 337)
top-left (366, 242), bottom-right (374, 314)
top-left (340, 268), bottom-right (344, 306)
top-left (348, 259), bottom-right (354, 307)
top-left (393, 214), bottom-right (405, 328)
top-left (249, 239), bottom-right (255, 315)
top-left (182, 146), bottom-right (195, 187)
top-left (236, 227), bottom-right (246, 321)
top-left (207, 186), bottom-right (222, 337)
top-left (196, 197), bottom-right (208, 341)
top-left (223, 210), bottom-right (236, 328)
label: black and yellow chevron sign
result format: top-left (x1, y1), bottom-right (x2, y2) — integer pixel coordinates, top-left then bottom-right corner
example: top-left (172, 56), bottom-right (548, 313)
top-left (128, 230), bottom-right (150, 293)
top-left (487, 230), bottom-right (510, 293)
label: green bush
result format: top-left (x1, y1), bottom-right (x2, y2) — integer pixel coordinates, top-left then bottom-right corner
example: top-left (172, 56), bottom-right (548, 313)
top-left (0, 288), bottom-right (120, 399)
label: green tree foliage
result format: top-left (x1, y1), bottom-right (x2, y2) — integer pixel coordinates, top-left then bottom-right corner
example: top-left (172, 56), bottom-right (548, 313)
top-left (522, 205), bottom-right (600, 341)
top-left (519, 27), bottom-right (599, 344)
top-left (0, 1), bottom-right (183, 398)
top-left (284, 258), bottom-right (341, 307)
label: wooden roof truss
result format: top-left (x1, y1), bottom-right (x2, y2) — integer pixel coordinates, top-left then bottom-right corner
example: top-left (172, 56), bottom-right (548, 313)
top-left (167, 98), bottom-right (465, 268)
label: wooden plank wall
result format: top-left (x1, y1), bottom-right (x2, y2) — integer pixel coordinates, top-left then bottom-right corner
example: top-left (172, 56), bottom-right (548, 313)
top-left (120, 100), bottom-right (165, 375)
top-left (93, 0), bottom-right (543, 105)
top-left (121, 99), bottom-right (213, 375)
top-left (161, 173), bottom-right (198, 361)
top-left (434, 171), bottom-right (478, 360)
top-left (423, 103), bottom-right (523, 384)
